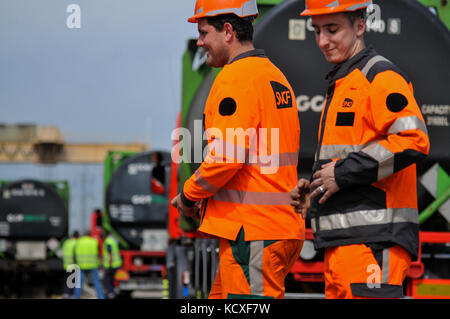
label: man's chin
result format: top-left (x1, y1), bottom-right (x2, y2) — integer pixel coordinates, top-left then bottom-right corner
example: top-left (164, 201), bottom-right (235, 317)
top-left (324, 55), bottom-right (345, 65)
top-left (206, 59), bottom-right (225, 68)
top-left (205, 56), bottom-right (215, 67)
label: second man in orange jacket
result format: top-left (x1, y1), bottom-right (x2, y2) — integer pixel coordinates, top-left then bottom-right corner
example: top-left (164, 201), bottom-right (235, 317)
top-left (290, 0), bottom-right (430, 299)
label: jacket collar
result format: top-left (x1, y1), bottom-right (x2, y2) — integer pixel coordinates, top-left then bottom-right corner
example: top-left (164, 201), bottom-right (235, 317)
top-left (325, 45), bottom-right (378, 83)
top-left (230, 49), bottom-right (266, 64)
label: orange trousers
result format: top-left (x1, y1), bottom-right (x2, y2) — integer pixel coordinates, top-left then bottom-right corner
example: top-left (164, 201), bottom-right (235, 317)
top-left (324, 244), bottom-right (411, 299)
top-left (209, 229), bottom-right (303, 299)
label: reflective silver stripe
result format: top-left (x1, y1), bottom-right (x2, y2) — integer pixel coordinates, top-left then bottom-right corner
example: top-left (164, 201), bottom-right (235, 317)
top-left (388, 116), bottom-right (428, 136)
top-left (326, 0), bottom-right (340, 8)
top-left (208, 138), bottom-right (248, 163)
top-left (213, 189), bottom-right (291, 206)
top-left (204, 154), bottom-right (227, 164)
top-left (318, 207), bottom-right (418, 231)
top-left (361, 142), bottom-right (394, 180)
top-left (249, 241), bottom-right (264, 296)
top-left (246, 152), bottom-right (298, 168)
top-left (242, 0), bottom-right (258, 16)
top-left (319, 144), bottom-right (364, 160)
top-left (346, 1), bottom-right (372, 11)
top-left (209, 138), bottom-right (297, 168)
top-left (311, 218), bottom-right (317, 233)
top-left (320, 117), bottom-right (427, 179)
top-left (382, 248), bottom-right (390, 284)
top-left (194, 169), bottom-right (218, 193)
top-left (205, 0), bottom-right (258, 18)
top-left (360, 55), bottom-right (390, 77)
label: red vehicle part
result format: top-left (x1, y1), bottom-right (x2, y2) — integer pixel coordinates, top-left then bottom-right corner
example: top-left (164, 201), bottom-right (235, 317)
top-left (90, 209), bottom-right (103, 241)
top-left (119, 250), bottom-right (166, 273)
top-left (168, 112), bottom-right (185, 240)
top-left (406, 231), bottom-right (450, 299)
top-left (290, 228), bottom-right (324, 282)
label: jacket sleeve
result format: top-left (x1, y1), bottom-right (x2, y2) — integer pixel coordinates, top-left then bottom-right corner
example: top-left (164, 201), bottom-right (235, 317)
top-left (335, 70), bottom-right (430, 188)
top-left (182, 75), bottom-right (260, 206)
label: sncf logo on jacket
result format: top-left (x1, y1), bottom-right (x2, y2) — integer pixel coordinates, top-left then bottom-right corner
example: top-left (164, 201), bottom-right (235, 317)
top-left (342, 98), bottom-right (354, 107)
top-left (270, 81), bottom-right (293, 109)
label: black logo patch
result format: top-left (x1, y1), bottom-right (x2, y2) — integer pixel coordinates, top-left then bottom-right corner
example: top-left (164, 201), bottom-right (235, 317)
top-left (343, 98), bottom-right (354, 108)
top-left (386, 93), bottom-right (408, 112)
top-left (336, 112), bottom-right (355, 126)
top-left (270, 81), bottom-right (293, 109)
top-left (219, 97), bottom-right (237, 116)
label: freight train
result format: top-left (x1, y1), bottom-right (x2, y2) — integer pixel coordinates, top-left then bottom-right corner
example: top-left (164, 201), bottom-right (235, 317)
top-left (167, 0), bottom-right (450, 299)
top-left (91, 150), bottom-right (171, 298)
top-left (0, 179), bottom-right (70, 297)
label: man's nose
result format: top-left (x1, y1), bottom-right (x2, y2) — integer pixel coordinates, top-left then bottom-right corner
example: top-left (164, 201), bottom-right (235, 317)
top-left (317, 32), bottom-right (329, 49)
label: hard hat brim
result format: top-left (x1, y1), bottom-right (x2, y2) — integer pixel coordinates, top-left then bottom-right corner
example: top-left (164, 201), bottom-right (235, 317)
top-left (300, 1), bottom-right (372, 16)
top-left (187, 14), bottom-right (203, 23)
top-left (300, 7), bottom-right (350, 16)
top-left (188, 12), bottom-right (258, 23)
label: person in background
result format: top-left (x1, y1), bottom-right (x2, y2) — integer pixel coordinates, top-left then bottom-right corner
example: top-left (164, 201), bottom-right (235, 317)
top-left (74, 229), bottom-right (105, 299)
top-left (100, 229), bottom-right (123, 299)
top-left (62, 230), bottom-right (79, 299)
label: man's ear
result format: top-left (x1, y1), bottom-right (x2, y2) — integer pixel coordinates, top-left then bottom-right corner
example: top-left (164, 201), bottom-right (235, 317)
top-left (355, 18), bottom-right (366, 37)
top-left (223, 22), bottom-right (235, 42)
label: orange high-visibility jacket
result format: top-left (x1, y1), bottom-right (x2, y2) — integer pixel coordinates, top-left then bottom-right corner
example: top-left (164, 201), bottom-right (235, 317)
top-left (182, 50), bottom-right (304, 241)
top-left (310, 46), bottom-right (430, 259)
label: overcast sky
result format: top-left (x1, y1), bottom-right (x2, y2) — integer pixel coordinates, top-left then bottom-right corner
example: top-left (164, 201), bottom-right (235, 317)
top-left (1, 0), bottom-right (199, 151)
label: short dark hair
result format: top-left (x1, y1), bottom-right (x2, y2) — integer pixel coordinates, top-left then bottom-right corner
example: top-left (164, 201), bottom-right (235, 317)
top-left (344, 9), bottom-right (367, 25)
top-left (206, 14), bottom-right (254, 43)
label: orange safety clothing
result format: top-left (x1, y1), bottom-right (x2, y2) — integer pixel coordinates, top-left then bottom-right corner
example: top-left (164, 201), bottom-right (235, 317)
top-left (310, 45), bottom-right (430, 260)
top-left (324, 244), bottom-right (411, 298)
top-left (188, 0), bottom-right (258, 23)
top-left (182, 49), bottom-right (304, 242)
top-left (301, 0), bottom-right (373, 16)
top-left (209, 228), bottom-right (303, 299)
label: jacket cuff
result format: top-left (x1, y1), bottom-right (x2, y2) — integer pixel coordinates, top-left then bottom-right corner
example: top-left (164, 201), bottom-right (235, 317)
top-left (334, 159), bottom-right (351, 189)
top-left (334, 152), bottom-right (378, 189)
top-left (180, 191), bottom-right (196, 207)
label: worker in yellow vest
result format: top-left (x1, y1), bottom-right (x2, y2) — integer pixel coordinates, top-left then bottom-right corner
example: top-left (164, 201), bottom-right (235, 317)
top-left (62, 230), bottom-right (79, 299)
top-left (100, 230), bottom-right (123, 299)
top-left (74, 229), bottom-right (105, 299)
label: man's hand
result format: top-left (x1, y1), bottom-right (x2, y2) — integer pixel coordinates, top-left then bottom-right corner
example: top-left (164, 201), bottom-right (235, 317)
top-left (290, 178), bottom-right (311, 218)
top-left (310, 161), bottom-right (340, 204)
top-left (171, 193), bottom-right (200, 219)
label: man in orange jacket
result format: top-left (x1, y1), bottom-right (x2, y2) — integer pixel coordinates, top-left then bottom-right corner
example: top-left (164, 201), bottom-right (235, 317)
top-left (290, 0), bottom-right (430, 299)
top-left (172, 0), bottom-right (305, 299)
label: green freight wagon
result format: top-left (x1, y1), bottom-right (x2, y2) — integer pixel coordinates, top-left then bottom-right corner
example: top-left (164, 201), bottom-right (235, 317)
top-left (0, 179), bottom-right (70, 297)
